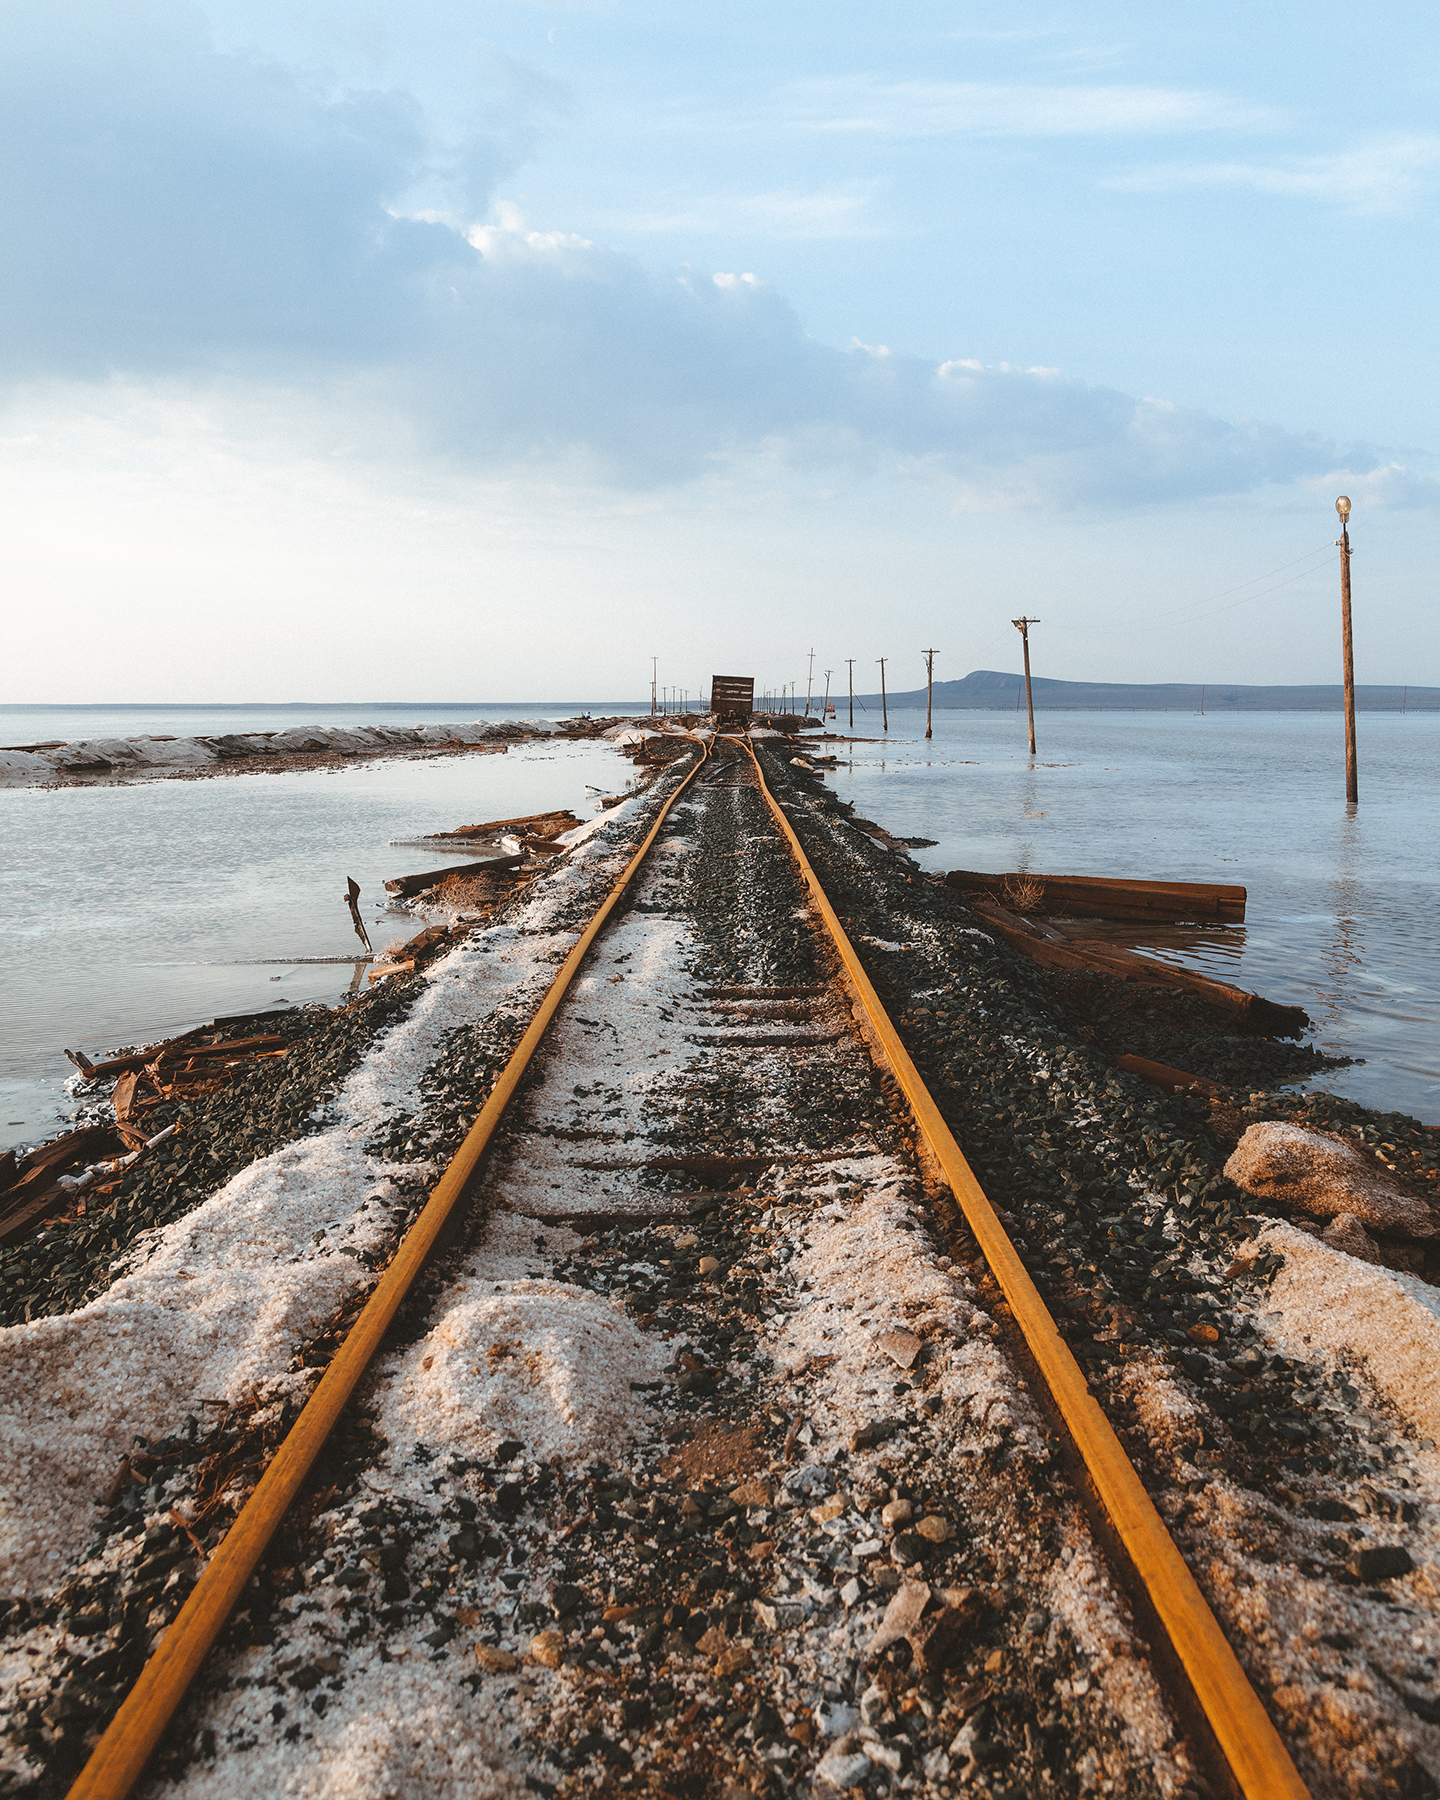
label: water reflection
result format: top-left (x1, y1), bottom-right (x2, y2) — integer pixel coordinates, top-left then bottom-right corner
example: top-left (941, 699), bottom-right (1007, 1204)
top-left (1317, 803), bottom-right (1366, 1035)
top-left (827, 708), bottom-right (1440, 1122)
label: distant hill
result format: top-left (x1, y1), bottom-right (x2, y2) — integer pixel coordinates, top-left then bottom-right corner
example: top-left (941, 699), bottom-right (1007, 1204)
top-left (842, 670), bottom-right (1439, 712)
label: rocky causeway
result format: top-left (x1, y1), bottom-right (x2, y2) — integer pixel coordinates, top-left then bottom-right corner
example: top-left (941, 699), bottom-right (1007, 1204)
top-left (1, 733), bottom-right (1438, 1800)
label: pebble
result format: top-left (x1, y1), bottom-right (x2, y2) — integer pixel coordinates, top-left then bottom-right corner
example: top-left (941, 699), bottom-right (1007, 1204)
top-left (915, 1515), bottom-right (951, 1543)
top-left (881, 1498), bottom-right (913, 1527)
top-left (529, 1631), bottom-right (564, 1668)
top-left (475, 1646), bottom-right (519, 1673)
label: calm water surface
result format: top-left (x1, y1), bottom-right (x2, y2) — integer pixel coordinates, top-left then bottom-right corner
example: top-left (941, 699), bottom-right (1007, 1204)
top-left (828, 709), bottom-right (1439, 1124)
top-left (0, 740), bottom-right (628, 1149)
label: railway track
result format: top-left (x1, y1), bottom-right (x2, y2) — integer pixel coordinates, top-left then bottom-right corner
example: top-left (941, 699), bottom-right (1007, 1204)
top-left (4, 735), bottom-right (1436, 1800)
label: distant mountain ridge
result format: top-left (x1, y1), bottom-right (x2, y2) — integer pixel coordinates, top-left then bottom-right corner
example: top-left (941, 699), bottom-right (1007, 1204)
top-left (841, 670), bottom-right (1438, 712)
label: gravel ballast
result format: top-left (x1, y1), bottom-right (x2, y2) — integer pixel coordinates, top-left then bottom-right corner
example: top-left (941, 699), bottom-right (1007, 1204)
top-left (1, 738), bottom-right (1437, 1800)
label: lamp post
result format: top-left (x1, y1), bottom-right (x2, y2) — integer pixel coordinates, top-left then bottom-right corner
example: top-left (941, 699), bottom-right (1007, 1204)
top-left (1336, 496), bottom-right (1358, 804)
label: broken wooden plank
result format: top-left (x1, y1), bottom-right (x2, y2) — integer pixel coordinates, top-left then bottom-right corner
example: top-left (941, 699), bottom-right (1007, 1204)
top-left (1114, 1053), bottom-right (1226, 1098)
top-left (345, 876), bottom-right (372, 955)
top-left (971, 900), bottom-right (1307, 1036)
top-left (427, 809), bottom-right (580, 841)
top-left (946, 869), bottom-right (1246, 924)
top-left (383, 855), bottom-right (522, 897)
top-left (82, 1034), bottom-right (288, 1079)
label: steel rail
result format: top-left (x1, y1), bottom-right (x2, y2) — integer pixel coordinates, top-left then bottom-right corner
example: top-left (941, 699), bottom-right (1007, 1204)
top-left (67, 741), bottom-right (713, 1800)
top-left (740, 736), bottom-right (1310, 1800)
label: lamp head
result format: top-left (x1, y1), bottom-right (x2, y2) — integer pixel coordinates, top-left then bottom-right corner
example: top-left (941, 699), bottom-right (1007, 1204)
top-left (1336, 495), bottom-right (1351, 523)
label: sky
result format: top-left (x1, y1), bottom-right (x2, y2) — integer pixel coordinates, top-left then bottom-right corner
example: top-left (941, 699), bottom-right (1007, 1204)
top-left (3, 1), bottom-right (1438, 703)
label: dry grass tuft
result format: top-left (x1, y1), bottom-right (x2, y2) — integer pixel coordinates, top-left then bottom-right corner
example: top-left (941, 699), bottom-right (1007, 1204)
top-left (1002, 873), bottom-right (1045, 914)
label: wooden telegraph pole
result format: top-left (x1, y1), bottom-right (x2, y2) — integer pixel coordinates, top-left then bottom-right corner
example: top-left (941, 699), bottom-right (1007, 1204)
top-left (822, 668), bottom-right (833, 722)
top-left (921, 648), bottom-right (938, 739)
top-left (1336, 496), bottom-right (1358, 803)
top-left (805, 649), bottom-right (815, 721)
top-left (651, 658), bottom-right (657, 716)
top-left (877, 659), bottom-right (888, 732)
top-left (1012, 616), bottom-right (1040, 755)
top-left (846, 659), bottom-right (856, 729)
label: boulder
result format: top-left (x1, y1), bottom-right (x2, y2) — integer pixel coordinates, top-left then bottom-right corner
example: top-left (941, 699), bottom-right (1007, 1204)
top-left (1320, 1213), bottom-right (1384, 1265)
top-left (1224, 1123), bottom-right (1437, 1239)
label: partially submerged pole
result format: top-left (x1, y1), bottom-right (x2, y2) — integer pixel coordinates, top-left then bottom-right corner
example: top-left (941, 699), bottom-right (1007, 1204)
top-left (1012, 616), bottom-right (1040, 755)
top-left (805, 648), bottom-right (815, 720)
top-left (822, 668), bottom-right (833, 721)
top-left (922, 648), bottom-right (937, 740)
top-left (1336, 496), bottom-right (1358, 803)
top-left (877, 658), bottom-right (888, 732)
top-left (846, 659), bottom-right (855, 729)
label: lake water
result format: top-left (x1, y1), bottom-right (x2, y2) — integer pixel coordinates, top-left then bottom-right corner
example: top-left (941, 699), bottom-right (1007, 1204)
top-left (0, 735), bottom-right (631, 1151)
top-left (827, 708), bottom-right (1440, 1125)
top-left (2, 705), bottom-right (1435, 1153)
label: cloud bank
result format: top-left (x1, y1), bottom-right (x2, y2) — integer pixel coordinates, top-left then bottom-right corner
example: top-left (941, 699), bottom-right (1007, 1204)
top-left (0, 3), bottom-right (1429, 507)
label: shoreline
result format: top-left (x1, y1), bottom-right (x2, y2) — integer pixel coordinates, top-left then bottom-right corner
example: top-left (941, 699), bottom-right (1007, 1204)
top-left (0, 715), bottom-right (694, 790)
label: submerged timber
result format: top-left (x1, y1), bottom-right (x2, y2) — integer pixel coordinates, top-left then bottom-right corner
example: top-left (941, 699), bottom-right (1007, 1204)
top-left (2, 732), bottom-right (1438, 1800)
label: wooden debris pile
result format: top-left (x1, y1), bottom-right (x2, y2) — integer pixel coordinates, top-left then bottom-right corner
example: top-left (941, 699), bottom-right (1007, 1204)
top-left (0, 1025), bottom-right (294, 1246)
top-left (367, 922), bottom-right (472, 984)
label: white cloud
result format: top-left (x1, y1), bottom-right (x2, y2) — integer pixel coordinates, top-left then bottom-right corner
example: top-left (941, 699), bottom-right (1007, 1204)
top-left (592, 184), bottom-right (886, 241)
top-left (772, 76), bottom-right (1280, 140)
top-left (0, 5), bottom-right (1431, 513)
top-left (1109, 133), bottom-right (1440, 215)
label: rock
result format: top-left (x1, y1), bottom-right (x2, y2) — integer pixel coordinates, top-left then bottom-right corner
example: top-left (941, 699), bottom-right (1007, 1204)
top-left (529, 1630), bottom-right (565, 1668)
top-left (815, 1747), bottom-right (872, 1789)
top-left (851, 1417), bottom-right (903, 1451)
top-left (699, 1257), bottom-right (721, 1275)
top-left (875, 1328), bottom-right (923, 1370)
top-left (731, 1478), bottom-right (773, 1508)
top-left (910, 1597), bottom-right (980, 1675)
top-left (551, 1582), bottom-right (585, 1618)
top-left (839, 1578), bottom-right (861, 1608)
top-left (715, 1645), bottom-right (752, 1678)
top-left (880, 1498), bottom-right (913, 1528)
top-left (754, 1599), bottom-right (807, 1632)
top-left (856, 1687), bottom-right (885, 1728)
top-left (815, 1700), bottom-right (858, 1739)
top-left (866, 1579), bottom-right (929, 1657)
top-left (696, 1625), bottom-right (731, 1656)
top-left (1352, 1546), bottom-right (1414, 1582)
top-left (915, 1515), bottom-right (951, 1543)
top-left (891, 1531), bottom-right (927, 1565)
top-left (1320, 1213), bottom-right (1384, 1264)
top-left (1225, 1124), bottom-right (1437, 1239)
top-left (475, 1645), bottom-right (519, 1673)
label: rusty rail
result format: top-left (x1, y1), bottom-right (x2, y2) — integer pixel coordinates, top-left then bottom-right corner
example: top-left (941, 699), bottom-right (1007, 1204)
top-left (740, 735), bottom-right (1310, 1800)
top-left (65, 743), bottom-right (712, 1800)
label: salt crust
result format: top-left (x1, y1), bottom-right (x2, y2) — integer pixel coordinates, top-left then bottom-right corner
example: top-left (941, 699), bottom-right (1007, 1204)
top-left (0, 785), bottom-right (667, 1595)
top-left (764, 1173), bottom-right (1188, 1790)
top-left (1123, 1355), bottom-right (1440, 1793)
top-left (1257, 1221), bottom-right (1440, 1444)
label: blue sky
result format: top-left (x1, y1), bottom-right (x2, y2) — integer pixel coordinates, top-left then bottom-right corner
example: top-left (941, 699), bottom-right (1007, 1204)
top-left (3, 1), bottom-right (1437, 701)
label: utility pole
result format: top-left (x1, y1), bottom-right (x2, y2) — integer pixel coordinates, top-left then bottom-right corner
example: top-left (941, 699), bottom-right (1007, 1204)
top-left (1012, 616), bottom-right (1040, 755)
top-left (651, 658), bottom-right (657, 716)
top-left (805, 649), bottom-right (815, 721)
top-left (846, 659), bottom-right (855, 729)
top-left (822, 669), bottom-right (832, 722)
top-left (921, 649), bottom-right (938, 740)
top-left (877, 659), bottom-right (888, 732)
top-left (1336, 496), bottom-right (1358, 803)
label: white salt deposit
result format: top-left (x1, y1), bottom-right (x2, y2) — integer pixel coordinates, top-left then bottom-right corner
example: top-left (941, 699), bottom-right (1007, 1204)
top-left (0, 789), bottom-right (670, 1594)
top-left (1255, 1222), bottom-right (1440, 1444)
